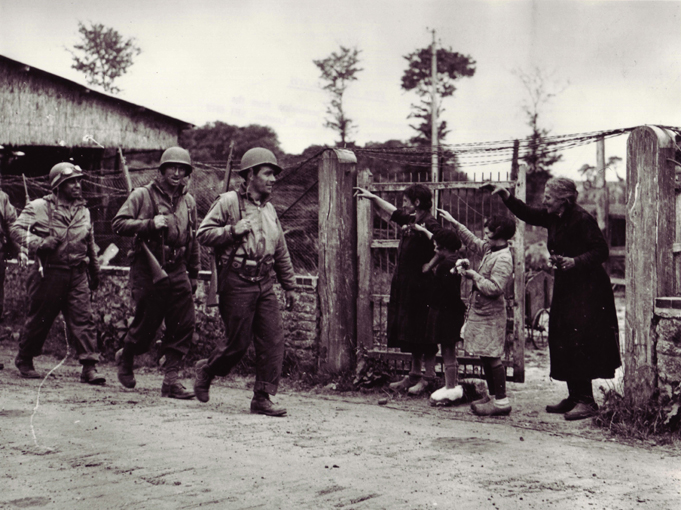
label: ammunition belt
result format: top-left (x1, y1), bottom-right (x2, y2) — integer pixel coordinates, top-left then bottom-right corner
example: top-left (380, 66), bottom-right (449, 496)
top-left (230, 256), bottom-right (274, 283)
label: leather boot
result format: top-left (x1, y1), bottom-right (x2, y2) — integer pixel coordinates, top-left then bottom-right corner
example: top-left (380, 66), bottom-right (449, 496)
top-left (115, 347), bottom-right (136, 389)
top-left (80, 362), bottom-right (106, 385)
top-left (251, 391), bottom-right (286, 417)
top-left (15, 356), bottom-right (40, 379)
top-left (161, 366), bottom-right (195, 399)
top-left (564, 402), bottom-right (598, 421)
top-left (193, 359), bottom-right (214, 403)
top-left (546, 397), bottom-right (577, 414)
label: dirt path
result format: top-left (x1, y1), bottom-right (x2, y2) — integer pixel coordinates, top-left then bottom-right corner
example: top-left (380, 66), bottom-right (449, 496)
top-left (1, 342), bottom-right (680, 510)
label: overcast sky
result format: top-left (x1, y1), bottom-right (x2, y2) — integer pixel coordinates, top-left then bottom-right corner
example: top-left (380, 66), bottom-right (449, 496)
top-left (2, 0), bottom-right (680, 180)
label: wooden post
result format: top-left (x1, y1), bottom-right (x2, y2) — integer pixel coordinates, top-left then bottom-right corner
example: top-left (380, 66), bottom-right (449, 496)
top-left (318, 149), bottom-right (358, 373)
top-left (511, 163), bottom-right (526, 382)
top-left (625, 126), bottom-right (676, 403)
top-left (356, 168), bottom-right (373, 352)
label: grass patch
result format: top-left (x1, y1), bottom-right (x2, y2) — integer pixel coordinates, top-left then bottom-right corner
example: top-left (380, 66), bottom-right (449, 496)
top-left (593, 388), bottom-right (681, 445)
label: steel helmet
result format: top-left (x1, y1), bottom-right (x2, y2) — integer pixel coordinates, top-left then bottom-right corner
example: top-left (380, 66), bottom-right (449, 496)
top-left (159, 147), bottom-right (192, 174)
top-left (49, 162), bottom-right (84, 190)
top-left (238, 148), bottom-right (283, 176)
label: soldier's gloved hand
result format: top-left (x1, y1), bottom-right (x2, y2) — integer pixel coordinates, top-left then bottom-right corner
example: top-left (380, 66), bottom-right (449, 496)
top-left (39, 236), bottom-right (61, 252)
top-left (190, 278), bottom-right (198, 295)
top-left (153, 214), bottom-right (168, 230)
top-left (88, 272), bottom-right (100, 291)
top-left (285, 290), bottom-right (296, 311)
top-left (233, 219), bottom-right (252, 236)
top-left (18, 252), bottom-right (29, 268)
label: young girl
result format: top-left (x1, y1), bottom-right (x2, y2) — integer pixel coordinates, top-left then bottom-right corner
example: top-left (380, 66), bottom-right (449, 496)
top-left (354, 184), bottom-right (442, 395)
top-left (413, 227), bottom-right (467, 405)
top-left (438, 209), bottom-right (516, 416)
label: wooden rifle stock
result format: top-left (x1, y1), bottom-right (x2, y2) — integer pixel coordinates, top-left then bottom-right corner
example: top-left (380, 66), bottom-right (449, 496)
top-left (205, 140), bottom-right (235, 308)
top-left (119, 148), bottom-right (168, 283)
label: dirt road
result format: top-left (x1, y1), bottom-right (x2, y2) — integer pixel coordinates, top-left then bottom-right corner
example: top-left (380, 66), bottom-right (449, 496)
top-left (1, 341), bottom-right (680, 510)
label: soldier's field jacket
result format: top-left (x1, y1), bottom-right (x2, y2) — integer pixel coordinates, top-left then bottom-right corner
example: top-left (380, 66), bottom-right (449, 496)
top-left (112, 179), bottom-right (200, 279)
top-left (197, 186), bottom-right (296, 291)
top-left (11, 194), bottom-right (98, 271)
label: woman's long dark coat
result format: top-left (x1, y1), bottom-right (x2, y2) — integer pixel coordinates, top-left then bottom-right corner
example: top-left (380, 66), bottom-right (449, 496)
top-left (387, 210), bottom-right (441, 353)
top-left (504, 196), bottom-right (621, 381)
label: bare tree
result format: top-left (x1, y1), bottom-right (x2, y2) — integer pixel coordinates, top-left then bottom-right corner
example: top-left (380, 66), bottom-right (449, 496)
top-left (313, 46), bottom-right (363, 146)
top-left (68, 21), bottom-right (141, 94)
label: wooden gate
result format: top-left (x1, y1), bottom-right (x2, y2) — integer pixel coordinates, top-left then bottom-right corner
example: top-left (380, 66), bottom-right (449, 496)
top-left (356, 166), bottom-right (527, 382)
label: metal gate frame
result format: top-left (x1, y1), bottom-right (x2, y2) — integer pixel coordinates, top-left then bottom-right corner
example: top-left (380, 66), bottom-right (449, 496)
top-left (357, 166), bottom-right (526, 382)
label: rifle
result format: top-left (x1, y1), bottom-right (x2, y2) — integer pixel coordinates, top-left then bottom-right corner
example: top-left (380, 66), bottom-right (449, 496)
top-left (119, 148), bottom-right (168, 284)
top-left (205, 140), bottom-right (235, 308)
top-left (22, 174), bottom-right (44, 277)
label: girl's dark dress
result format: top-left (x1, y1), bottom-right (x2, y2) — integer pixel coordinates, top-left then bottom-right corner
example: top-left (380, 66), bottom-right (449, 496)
top-left (503, 195), bottom-right (621, 381)
top-left (425, 254), bottom-right (466, 347)
top-left (387, 209), bottom-right (441, 353)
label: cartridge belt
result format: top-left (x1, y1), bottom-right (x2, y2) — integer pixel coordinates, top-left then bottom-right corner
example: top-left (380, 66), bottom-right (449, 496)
top-left (230, 256), bottom-right (274, 283)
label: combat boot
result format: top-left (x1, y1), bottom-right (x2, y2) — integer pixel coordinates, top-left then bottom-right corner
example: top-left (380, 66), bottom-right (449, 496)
top-left (80, 362), bottom-right (106, 385)
top-left (15, 356), bottom-right (40, 379)
top-left (115, 347), bottom-right (136, 389)
top-left (251, 391), bottom-right (286, 417)
top-left (194, 359), bottom-right (214, 403)
top-left (161, 381), bottom-right (195, 399)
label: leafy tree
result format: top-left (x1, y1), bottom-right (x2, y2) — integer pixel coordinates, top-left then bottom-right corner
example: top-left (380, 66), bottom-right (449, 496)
top-left (578, 156), bottom-right (624, 187)
top-left (514, 66), bottom-right (567, 206)
top-left (401, 46), bottom-right (476, 145)
top-left (68, 21), bottom-right (141, 94)
top-left (180, 121), bottom-right (282, 163)
top-left (313, 46), bottom-right (363, 146)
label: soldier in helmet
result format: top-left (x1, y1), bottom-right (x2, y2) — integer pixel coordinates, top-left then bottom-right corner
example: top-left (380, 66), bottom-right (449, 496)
top-left (112, 147), bottom-right (199, 399)
top-left (10, 162), bottom-right (105, 384)
top-left (194, 147), bottom-right (297, 416)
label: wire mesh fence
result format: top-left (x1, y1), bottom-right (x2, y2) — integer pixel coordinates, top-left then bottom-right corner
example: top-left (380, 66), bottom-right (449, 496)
top-left (0, 153), bottom-right (324, 275)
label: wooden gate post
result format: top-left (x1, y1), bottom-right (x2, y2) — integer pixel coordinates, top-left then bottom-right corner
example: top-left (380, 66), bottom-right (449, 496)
top-left (511, 163), bottom-right (526, 382)
top-left (625, 126), bottom-right (676, 403)
top-left (318, 149), bottom-right (358, 373)
top-left (356, 168), bottom-right (373, 352)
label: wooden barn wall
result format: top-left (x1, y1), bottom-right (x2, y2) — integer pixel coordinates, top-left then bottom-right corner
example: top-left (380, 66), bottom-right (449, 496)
top-left (0, 61), bottom-right (184, 149)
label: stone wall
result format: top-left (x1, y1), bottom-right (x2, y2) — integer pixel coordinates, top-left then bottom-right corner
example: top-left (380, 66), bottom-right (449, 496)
top-left (652, 301), bottom-right (681, 402)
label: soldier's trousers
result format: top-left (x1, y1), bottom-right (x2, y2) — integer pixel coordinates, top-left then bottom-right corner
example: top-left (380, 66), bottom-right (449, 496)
top-left (207, 271), bottom-right (285, 395)
top-left (122, 261), bottom-right (195, 358)
top-left (18, 265), bottom-right (99, 362)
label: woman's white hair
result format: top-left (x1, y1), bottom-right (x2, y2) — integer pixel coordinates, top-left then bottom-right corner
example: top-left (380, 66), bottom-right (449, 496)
top-left (545, 177), bottom-right (578, 205)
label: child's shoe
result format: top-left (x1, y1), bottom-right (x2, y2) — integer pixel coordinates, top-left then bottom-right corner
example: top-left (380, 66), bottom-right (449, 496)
top-left (469, 393), bottom-right (491, 408)
top-left (429, 385), bottom-right (464, 406)
top-left (389, 374), bottom-right (419, 392)
top-left (408, 376), bottom-right (433, 396)
top-left (471, 398), bottom-right (511, 416)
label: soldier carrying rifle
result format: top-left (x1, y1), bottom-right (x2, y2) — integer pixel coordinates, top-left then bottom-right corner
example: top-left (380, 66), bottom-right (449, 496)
top-left (194, 148), bottom-right (297, 416)
top-left (11, 162), bottom-right (105, 384)
top-left (112, 147), bottom-right (199, 399)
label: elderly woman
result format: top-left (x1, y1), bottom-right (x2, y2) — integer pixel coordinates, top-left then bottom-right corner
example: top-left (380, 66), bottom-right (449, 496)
top-left (354, 184), bottom-right (443, 395)
top-left (486, 177), bottom-right (621, 420)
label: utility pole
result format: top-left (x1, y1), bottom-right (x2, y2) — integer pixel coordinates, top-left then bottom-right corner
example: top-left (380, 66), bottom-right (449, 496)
top-left (430, 29), bottom-right (439, 211)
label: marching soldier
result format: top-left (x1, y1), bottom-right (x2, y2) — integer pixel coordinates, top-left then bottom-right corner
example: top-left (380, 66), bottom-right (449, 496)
top-left (194, 147), bottom-right (297, 416)
top-left (112, 147), bottom-right (199, 399)
top-left (11, 162), bottom-right (104, 384)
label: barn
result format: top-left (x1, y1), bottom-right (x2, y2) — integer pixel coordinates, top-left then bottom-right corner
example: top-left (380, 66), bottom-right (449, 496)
top-left (0, 54), bottom-right (194, 263)
top-left (0, 54), bottom-right (193, 178)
